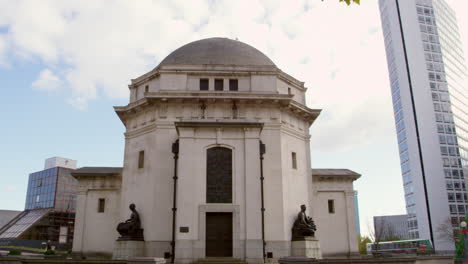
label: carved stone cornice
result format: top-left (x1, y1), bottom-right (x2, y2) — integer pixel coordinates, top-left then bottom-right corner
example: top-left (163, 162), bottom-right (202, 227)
top-left (114, 92), bottom-right (321, 125)
top-left (75, 175), bottom-right (122, 192)
top-left (175, 121), bottom-right (263, 135)
top-left (125, 123), bottom-right (157, 139)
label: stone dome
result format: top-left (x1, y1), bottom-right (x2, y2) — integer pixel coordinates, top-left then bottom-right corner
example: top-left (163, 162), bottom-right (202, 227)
top-left (158, 38), bottom-right (275, 67)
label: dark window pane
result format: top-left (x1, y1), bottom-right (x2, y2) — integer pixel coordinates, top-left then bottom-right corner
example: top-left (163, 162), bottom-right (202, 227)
top-left (328, 199), bottom-right (335, 213)
top-left (207, 147), bottom-right (232, 203)
top-left (292, 152), bottom-right (297, 169)
top-left (98, 198), bottom-right (105, 213)
top-left (138, 151), bottom-right (144, 169)
top-left (215, 79), bottom-right (223, 91)
top-left (229, 79), bottom-right (238, 91)
top-left (200, 79), bottom-right (209, 90)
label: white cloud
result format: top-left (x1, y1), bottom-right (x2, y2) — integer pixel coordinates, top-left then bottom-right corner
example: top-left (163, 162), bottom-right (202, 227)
top-left (3, 185), bottom-right (18, 192)
top-left (32, 69), bottom-right (62, 92)
top-left (0, 0), bottom-right (404, 154)
top-left (0, 34), bottom-right (7, 66)
top-left (311, 97), bottom-right (395, 153)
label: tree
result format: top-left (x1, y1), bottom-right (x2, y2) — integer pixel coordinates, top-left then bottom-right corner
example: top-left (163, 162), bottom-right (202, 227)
top-left (339, 0), bottom-right (360, 5)
top-left (358, 235), bottom-right (372, 255)
top-left (372, 217), bottom-right (388, 248)
top-left (371, 217), bottom-right (404, 253)
top-left (436, 217), bottom-right (459, 244)
top-left (322, 0), bottom-right (361, 5)
top-left (381, 225), bottom-right (404, 242)
top-left (459, 214), bottom-right (468, 259)
top-left (437, 215), bottom-right (468, 259)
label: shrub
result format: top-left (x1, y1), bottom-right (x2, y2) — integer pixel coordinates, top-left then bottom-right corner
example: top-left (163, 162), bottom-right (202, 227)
top-left (44, 249), bottom-right (55, 255)
top-left (8, 249), bottom-right (21, 255)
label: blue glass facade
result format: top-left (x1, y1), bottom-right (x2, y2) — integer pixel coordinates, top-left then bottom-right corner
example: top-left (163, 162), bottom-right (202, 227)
top-left (24, 167), bottom-right (77, 211)
top-left (25, 167), bottom-right (58, 210)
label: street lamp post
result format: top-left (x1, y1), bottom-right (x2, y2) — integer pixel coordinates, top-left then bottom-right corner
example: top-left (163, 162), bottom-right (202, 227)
top-left (460, 221), bottom-right (468, 259)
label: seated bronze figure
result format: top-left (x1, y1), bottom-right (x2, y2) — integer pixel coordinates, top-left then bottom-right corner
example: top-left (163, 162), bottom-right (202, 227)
top-left (292, 204), bottom-right (317, 241)
top-left (117, 203), bottom-right (144, 241)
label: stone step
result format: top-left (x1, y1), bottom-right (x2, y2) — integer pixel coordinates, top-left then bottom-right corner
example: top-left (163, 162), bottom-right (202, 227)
top-left (197, 262), bottom-right (247, 264)
top-left (197, 258), bottom-right (247, 264)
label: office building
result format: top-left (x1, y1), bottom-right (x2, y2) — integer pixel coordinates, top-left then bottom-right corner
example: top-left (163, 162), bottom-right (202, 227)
top-left (379, 0), bottom-right (468, 250)
top-left (0, 157), bottom-right (78, 250)
top-left (374, 215), bottom-right (410, 241)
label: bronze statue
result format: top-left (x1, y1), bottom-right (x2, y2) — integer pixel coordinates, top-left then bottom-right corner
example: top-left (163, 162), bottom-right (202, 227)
top-left (117, 203), bottom-right (144, 241)
top-left (291, 204), bottom-right (317, 240)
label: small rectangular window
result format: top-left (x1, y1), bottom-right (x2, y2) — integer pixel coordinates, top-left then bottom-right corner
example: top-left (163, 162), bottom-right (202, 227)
top-left (292, 152), bottom-right (297, 169)
top-left (448, 193), bottom-right (455, 202)
top-left (145, 85), bottom-right (149, 93)
top-left (200, 79), bottom-right (209, 90)
top-left (138, 150), bottom-right (145, 169)
top-left (215, 79), bottom-right (223, 91)
top-left (98, 198), bottom-right (105, 213)
top-left (229, 79), bottom-right (238, 91)
top-left (328, 199), bottom-right (335, 214)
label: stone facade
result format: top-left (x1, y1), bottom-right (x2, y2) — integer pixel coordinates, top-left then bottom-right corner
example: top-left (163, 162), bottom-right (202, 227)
top-left (72, 168), bottom-right (122, 257)
top-left (71, 38), bottom-right (360, 263)
top-left (311, 169), bottom-right (360, 258)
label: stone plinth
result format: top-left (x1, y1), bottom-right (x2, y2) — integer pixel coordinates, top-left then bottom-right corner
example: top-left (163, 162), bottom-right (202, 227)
top-left (128, 257), bottom-right (166, 264)
top-left (291, 237), bottom-right (322, 259)
top-left (113, 240), bottom-right (145, 259)
top-left (279, 257), bottom-right (318, 264)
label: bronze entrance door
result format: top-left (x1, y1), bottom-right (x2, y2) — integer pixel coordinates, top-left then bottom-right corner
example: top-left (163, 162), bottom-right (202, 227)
top-left (206, 212), bottom-right (233, 257)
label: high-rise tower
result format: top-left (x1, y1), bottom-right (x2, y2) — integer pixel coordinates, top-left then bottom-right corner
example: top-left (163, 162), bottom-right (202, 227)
top-left (379, 0), bottom-right (468, 251)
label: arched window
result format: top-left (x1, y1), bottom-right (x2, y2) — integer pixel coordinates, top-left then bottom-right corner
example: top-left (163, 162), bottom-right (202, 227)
top-left (206, 147), bottom-right (232, 203)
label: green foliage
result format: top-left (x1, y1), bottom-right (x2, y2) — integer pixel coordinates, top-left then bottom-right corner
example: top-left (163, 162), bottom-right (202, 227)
top-left (358, 235), bottom-right (372, 255)
top-left (456, 236), bottom-right (464, 259)
top-left (456, 214), bottom-right (468, 259)
top-left (381, 236), bottom-right (404, 242)
top-left (340, 0), bottom-right (360, 5)
top-left (44, 249), bottom-right (55, 255)
top-left (8, 249), bottom-right (21, 255)
top-left (321, 0), bottom-right (361, 5)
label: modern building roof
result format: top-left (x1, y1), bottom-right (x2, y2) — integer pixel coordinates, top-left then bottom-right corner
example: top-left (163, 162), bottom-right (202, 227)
top-left (0, 210), bottom-right (22, 230)
top-left (71, 167), bottom-right (122, 177)
top-left (158, 38), bottom-right (276, 67)
top-left (0, 209), bottom-right (49, 239)
top-left (312, 168), bottom-right (361, 180)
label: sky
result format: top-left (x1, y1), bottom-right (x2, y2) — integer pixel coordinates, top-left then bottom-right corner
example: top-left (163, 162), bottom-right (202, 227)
top-left (0, 0), bottom-right (467, 237)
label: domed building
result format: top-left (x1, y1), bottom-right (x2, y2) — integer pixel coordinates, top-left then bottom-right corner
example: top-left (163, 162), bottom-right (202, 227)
top-left (71, 38), bottom-right (360, 263)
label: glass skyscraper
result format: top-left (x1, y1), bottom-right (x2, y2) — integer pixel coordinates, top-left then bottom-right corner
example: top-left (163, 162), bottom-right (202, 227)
top-left (379, 0), bottom-right (468, 251)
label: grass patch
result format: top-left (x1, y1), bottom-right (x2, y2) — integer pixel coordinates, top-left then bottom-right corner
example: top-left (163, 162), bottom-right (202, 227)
top-left (1, 246), bottom-right (67, 254)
